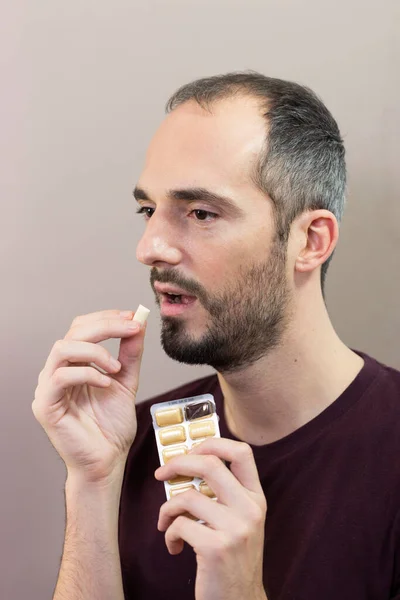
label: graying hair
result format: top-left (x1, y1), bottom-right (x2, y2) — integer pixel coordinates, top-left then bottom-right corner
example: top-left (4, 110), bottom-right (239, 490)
top-left (165, 70), bottom-right (347, 296)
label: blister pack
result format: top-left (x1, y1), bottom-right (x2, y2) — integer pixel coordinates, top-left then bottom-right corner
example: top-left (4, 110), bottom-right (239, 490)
top-left (150, 394), bottom-right (221, 507)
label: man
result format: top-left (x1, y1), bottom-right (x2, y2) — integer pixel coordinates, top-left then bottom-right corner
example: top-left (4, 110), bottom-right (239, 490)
top-left (33, 72), bottom-right (400, 600)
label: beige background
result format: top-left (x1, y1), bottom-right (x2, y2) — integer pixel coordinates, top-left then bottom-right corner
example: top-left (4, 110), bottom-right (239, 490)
top-left (1, 0), bottom-right (399, 597)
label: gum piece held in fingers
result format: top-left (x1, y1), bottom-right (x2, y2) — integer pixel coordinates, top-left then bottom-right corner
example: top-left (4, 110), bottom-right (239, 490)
top-left (133, 305), bottom-right (150, 326)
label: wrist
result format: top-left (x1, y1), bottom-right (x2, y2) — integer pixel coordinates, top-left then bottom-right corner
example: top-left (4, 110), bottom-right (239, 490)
top-left (66, 460), bottom-right (128, 491)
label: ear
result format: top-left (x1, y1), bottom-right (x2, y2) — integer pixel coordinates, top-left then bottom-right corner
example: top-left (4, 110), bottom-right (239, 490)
top-left (294, 210), bottom-right (339, 274)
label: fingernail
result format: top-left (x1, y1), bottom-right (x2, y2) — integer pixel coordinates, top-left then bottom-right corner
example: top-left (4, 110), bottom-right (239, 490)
top-left (120, 310), bottom-right (133, 318)
top-left (127, 321), bottom-right (140, 331)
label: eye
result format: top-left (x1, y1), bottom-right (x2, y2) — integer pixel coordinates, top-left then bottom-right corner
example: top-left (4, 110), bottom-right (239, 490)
top-left (192, 209), bottom-right (218, 222)
top-left (136, 206), bottom-right (154, 219)
top-left (136, 206), bottom-right (218, 223)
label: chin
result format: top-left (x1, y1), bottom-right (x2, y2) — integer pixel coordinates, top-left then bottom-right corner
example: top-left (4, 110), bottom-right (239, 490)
top-left (160, 322), bottom-right (212, 366)
top-left (161, 314), bottom-right (206, 336)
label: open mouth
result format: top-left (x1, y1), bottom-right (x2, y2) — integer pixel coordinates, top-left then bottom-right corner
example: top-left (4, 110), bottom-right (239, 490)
top-left (164, 293), bottom-right (194, 305)
top-left (154, 282), bottom-right (198, 315)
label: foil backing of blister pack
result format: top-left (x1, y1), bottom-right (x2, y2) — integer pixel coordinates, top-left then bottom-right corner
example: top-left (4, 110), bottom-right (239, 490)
top-left (150, 393), bottom-right (221, 514)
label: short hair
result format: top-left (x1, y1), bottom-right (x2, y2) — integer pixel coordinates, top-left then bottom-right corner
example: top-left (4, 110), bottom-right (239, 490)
top-left (166, 70), bottom-right (347, 296)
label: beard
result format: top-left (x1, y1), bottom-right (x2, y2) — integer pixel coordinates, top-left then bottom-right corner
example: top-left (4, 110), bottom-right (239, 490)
top-left (150, 238), bottom-right (292, 374)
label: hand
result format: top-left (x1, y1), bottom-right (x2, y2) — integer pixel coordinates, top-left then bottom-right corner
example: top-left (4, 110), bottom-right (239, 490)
top-left (32, 309), bottom-right (147, 483)
top-left (155, 437), bottom-right (268, 600)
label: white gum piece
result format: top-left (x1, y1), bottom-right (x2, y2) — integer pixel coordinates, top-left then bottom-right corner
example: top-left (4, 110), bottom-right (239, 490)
top-left (133, 304), bottom-right (150, 326)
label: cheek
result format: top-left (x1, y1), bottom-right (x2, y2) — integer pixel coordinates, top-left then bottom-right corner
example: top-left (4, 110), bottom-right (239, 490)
top-left (190, 220), bottom-right (273, 289)
top-left (195, 239), bottom-right (256, 290)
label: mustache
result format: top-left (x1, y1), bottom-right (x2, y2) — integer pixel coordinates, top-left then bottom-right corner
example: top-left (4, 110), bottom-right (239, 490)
top-left (150, 268), bottom-right (206, 304)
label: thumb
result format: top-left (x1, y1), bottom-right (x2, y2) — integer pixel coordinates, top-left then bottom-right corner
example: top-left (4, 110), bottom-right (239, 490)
top-left (116, 309), bottom-right (149, 395)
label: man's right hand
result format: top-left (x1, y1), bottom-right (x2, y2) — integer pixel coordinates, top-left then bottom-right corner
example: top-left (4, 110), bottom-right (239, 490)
top-left (32, 309), bottom-right (147, 484)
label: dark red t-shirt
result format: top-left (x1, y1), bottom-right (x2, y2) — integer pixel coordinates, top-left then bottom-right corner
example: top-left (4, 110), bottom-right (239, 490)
top-left (118, 350), bottom-right (400, 600)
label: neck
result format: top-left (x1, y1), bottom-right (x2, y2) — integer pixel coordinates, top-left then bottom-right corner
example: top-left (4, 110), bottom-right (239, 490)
top-left (217, 285), bottom-right (365, 446)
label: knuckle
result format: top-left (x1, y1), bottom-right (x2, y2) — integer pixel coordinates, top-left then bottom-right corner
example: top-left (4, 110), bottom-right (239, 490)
top-left (238, 442), bottom-right (253, 459)
top-left (208, 534), bottom-right (229, 560)
top-left (258, 494), bottom-right (268, 514)
top-left (52, 369), bottom-right (66, 386)
top-left (31, 403), bottom-right (41, 421)
top-left (64, 326), bottom-right (77, 340)
top-left (52, 339), bottom-right (64, 354)
top-left (248, 504), bottom-right (264, 525)
top-left (105, 318), bottom-right (114, 330)
top-left (166, 515), bottom-right (183, 537)
top-left (32, 398), bottom-right (43, 420)
top-left (234, 523), bottom-right (252, 543)
top-left (102, 348), bottom-right (113, 363)
top-left (205, 455), bottom-right (222, 471)
top-left (71, 315), bottom-right (83, 327)
top-left (174, 515), bottom-right (187, 529)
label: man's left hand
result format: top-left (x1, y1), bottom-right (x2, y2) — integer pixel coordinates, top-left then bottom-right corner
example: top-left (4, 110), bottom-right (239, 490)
top-left (155, 437), bottom-right (268, 600)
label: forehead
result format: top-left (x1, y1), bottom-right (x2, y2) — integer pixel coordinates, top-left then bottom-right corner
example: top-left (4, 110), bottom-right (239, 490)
top-left (139, 96), bottom-right (266, 192)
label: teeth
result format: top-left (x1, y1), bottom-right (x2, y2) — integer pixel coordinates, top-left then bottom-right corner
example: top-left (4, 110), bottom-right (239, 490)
top-left (167, 293), bottom-right (181, 304)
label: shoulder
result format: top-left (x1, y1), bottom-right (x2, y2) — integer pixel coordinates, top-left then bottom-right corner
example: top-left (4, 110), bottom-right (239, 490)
top-left (359, 350), bottom-right (400, 397)
top-left (353, 351), bottom-right (400, 450)
top-left (358, 354), bottom-right (400, 515)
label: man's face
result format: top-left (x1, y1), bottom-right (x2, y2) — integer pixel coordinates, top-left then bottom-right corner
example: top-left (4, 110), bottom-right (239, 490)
top-left (135, 96), bottom-right (292, 372)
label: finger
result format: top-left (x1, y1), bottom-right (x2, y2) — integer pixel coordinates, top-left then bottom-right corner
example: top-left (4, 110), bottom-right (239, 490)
top-left (70, 309), bottom-right (134, 327)
top-left (34, 366), bottom-right (111, 415)
top-left (188, 437), bottom-right (263, 495)
top-left (116, 321), bottom-right (147, 393)
top-left (42, 340), bottom-right (122, 379)
top-left (155, 454), bottom-right (249, 510)
top-left (158, 489), bottom-right (231, 532)
top-left (164, 514), bottom-right (216, 556)
top-left (64, 317), bottom-right (140, 343)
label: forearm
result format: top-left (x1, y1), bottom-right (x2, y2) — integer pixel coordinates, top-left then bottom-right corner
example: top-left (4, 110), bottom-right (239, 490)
top-left (53, 466), bottom-right (126, 600)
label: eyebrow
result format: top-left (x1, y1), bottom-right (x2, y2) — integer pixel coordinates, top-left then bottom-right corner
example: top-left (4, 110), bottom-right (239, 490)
top-left (133, 186), bottom-right (244, 217)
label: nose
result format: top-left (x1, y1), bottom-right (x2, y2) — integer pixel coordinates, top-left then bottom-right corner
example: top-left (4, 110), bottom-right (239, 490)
top-left (136, 212), bottom-right (182, 267)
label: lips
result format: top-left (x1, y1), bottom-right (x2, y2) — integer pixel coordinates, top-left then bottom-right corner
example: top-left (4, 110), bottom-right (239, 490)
top-left (154, 282), bottom-right (197, 298)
